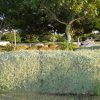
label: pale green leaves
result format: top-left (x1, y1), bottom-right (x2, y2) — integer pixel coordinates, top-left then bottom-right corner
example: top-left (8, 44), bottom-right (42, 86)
top-left (88, 4), bottom-right (98, 16)
top-left (0, 50), bottom-right (100, 94)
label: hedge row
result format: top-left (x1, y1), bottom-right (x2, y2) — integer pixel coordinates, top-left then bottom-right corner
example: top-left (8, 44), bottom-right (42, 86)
top-left (0, 50), bottom-right (100, 95)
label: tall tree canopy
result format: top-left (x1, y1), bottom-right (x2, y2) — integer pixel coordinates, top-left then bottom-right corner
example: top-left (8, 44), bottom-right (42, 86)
top-left (0, 0), bottom-right (100, 43)
top-left (0, 0), bottom-right (50, 34)
top-left (0, 0), bottom-right (24, 29)
top-left (34, 0), bottom-right (100, 43)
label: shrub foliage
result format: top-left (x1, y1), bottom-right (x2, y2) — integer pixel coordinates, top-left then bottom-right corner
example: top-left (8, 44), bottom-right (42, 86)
top-left (0, 50), bottom-right (100, 95)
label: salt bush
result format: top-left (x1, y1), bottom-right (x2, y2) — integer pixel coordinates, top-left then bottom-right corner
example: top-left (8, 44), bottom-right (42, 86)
top-left (0, 51), bottom-right (40, 92)
top-left (0, 50), bottom-right (100, 95)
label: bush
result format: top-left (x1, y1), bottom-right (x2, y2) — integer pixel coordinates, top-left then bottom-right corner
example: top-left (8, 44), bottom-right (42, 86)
top-left (59, 41), bottom-right (78, 50)
top-left (0, 50), bottom-right (100, 95)
top-left (56, 34), bottom-right (66, 42)
top-left (15, 45), bottom-right (27, 51)
top-left (4, 44), bottom-right (13, 51)
top-left (27, 45), bottom-right (38, 50)
top-left (24, 34), bottom-right (39, 43)
top-left (90, 34), bottom-right (100, 41)
top-left (0, 44), bottom-right (13, 51)
top-left (0, 46), bottom-right (5, 51)
top-left (39, 33), bottom-right (57, 42)
top-left (79, 33), bottom-right (100, 41)
top-left (1, 32), bottom-right (21, 43)
top-left (48, 43), bottom-right (58, 49)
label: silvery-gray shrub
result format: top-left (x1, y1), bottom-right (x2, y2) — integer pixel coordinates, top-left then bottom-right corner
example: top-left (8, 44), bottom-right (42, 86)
top-left (0, 50), bottom-right (100, 94)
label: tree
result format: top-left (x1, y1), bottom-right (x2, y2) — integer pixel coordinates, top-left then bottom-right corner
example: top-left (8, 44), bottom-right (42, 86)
top-left (0, 0), bottom-right (24, 29)
top-left (0, 0), bottom-right (99, 44)
top-left (35, 0), bottom-right (99, 43)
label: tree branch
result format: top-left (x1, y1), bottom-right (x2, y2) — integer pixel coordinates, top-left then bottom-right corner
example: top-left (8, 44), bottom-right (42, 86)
top-left (0, 21), bottom-right (4, 30)
top-left (54, 17), bottom-right (67, 25)
top-left (69, 16), bottom-right (86, 25)
top-left (0, 24), bottom-right (12, 31)
top-left (48, 10), bottom-right (66, 25)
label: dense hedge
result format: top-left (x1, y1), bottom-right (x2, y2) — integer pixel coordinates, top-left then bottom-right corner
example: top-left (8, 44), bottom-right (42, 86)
top-left (0, 50), bottom-right (100, 95)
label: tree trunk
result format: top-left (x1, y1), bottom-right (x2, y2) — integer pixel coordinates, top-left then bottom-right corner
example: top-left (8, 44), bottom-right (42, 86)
top-left (29, 43), bottom-right (32, 47)
top-left (77, 37), bottom-right (80, 47)
top-left (13, 30), bottom-right (17, 50)
top-left (29, 34), bottom-right (32, 47)
top-left (65, 24), bottom-right (72, 44)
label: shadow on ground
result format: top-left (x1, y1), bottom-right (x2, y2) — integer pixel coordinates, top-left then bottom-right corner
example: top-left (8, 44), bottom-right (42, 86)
top-left (0, 92), bottom-right (100, 100)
